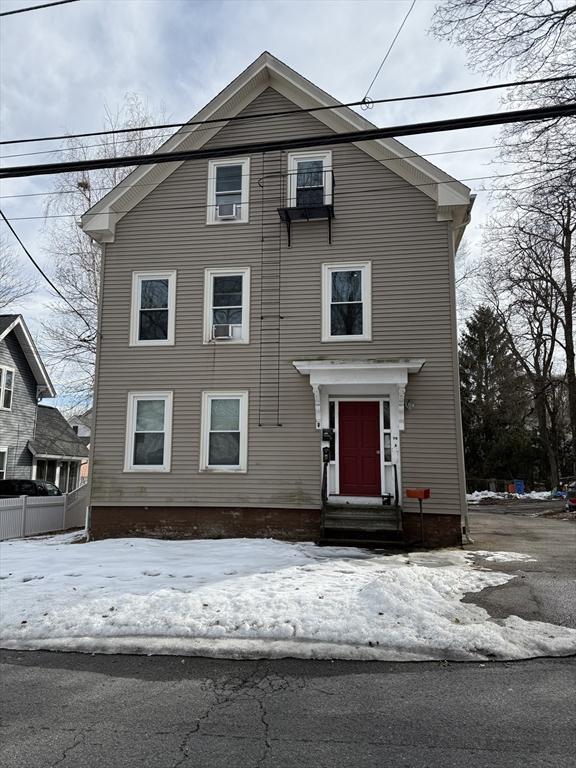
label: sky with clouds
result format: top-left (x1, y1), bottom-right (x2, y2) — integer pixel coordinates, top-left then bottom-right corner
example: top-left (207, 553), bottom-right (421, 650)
top-left (1, 0), bottom-right (507, 389)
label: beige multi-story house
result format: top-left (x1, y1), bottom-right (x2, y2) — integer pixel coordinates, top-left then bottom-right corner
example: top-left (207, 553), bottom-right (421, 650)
top-left (81, 53), bottom-right (472, 547)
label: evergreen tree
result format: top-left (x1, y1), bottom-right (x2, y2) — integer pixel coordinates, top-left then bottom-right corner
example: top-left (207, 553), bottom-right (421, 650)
top-left (459, 306), bottom-right (536, 483)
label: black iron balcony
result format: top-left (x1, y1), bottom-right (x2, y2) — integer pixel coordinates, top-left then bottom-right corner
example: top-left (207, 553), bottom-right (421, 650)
top-left (277, 169), bottom-right (335, 246)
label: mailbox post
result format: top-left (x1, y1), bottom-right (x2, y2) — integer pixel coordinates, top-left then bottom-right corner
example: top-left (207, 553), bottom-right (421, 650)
top-left (406, 488), bottom-right (431, 545)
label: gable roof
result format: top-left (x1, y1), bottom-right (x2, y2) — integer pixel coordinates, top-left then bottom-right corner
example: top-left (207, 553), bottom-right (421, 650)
top-left (28, 405), bottom-right (89, 460)
top-left (81, 52), bottom-right (472, 246)
top-left (0, 314), bottom-right (56, 398)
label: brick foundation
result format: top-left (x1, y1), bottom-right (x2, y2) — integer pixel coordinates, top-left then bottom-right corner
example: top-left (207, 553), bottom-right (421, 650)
top-left (402, 511), bottom-right (463, 548)
top-left (89, 505), bottom-right (321, 542)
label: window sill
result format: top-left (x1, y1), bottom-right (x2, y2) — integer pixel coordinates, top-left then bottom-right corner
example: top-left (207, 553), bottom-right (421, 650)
top-left (206, 218), bottom-right (250, 226)
top-left (129, 340), bottom-right (175, 347)
top-left (203, 338), bottom-right (249, 346)
top-left (123, 466), bottom-right (171, 473)
top-left (321, 336), bottom-right (373, 343)
top-left (199, 466), bottom-right (247, 474)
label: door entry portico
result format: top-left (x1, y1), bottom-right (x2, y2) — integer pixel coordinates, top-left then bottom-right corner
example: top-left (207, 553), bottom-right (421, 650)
top-left (338, 401), bottom-right (381, 496)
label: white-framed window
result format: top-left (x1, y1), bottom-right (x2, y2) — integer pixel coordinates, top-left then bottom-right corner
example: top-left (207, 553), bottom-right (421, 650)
top-left (0, 448), bottom-right (7, 480)
top-left (0, 366), bottom-right (15, 410)
top-left (203, 267), bottom-right (250, 344)
top-left (321, 262), bottom-right (372, 342)
top-left (124, 391), bottom-right (173, 472)
top-left (287, 150), bottom-right (332, 208)
top-left (130, 271), bottom-right (176, 346)
top-left (207, 157), bottom-right (250, 224)
top-left (200, 391), bottom-right (248, 472)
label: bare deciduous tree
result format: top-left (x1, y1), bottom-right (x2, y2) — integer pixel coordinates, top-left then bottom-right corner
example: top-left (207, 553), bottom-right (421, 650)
top-left (432, 1), bottom-right (576, 185)
top-left (481, 185), bottom-right (575, 482)
top-left (0, 234), bottom-right (36, 311)
top-left (42, 93), bottom-right (167, 404)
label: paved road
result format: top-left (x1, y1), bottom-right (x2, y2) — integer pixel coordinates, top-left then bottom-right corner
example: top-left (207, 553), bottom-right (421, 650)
top-left (465, 510), bottom-right (576, 628)
top-left (1, 650), bottom-right (575, 768)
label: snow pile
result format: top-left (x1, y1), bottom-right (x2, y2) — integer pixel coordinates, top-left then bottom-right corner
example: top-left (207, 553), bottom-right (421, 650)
top-left (1, 536), bottom-right (575, 661)
top-left (467, 490), bottom-right (551, 503)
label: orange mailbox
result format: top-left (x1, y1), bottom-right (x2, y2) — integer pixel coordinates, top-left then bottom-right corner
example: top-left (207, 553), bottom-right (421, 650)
top-left (406, 488), bottom-right (431, 500)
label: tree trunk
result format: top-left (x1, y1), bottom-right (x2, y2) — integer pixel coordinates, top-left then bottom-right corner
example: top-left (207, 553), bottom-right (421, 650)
top-left (534, 381), bottom-right (559, 488)
top-left (562, 199), bottom-right (576, 473)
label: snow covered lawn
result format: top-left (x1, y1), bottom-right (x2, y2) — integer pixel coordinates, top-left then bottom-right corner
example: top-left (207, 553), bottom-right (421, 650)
top-left (467, 490), bottom-right (551, 503)
top-left (1, 534), bottom-right (575, 661)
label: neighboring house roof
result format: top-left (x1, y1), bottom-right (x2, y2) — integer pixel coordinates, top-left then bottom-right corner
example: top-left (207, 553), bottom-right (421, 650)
top-left (28, 405), bottom-right (89, 460)
top-left (0, 314), bottom-right (56, 398)
top-left (68, 407), bottom-right (93, 431)
top-left (81, 51), bottom-right (472, 247)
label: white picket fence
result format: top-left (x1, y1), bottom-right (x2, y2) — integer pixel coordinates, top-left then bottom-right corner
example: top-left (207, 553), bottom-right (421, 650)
top-left (0, 484), bottom-right (89, 541)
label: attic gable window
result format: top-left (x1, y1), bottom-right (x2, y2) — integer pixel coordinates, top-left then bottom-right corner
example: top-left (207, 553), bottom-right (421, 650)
top-left (0, 366), bottom-right (14, 410)
top-left (207, 157), bottom-right (250, 224)
top-left (130, 271), bottom-right (176, 346)
top-left (288, 151), bottom-right (332, 207)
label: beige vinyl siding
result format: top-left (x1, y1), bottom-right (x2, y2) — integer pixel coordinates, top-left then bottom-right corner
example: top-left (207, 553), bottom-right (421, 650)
top-left (91, 87), bottom-right (465, 517)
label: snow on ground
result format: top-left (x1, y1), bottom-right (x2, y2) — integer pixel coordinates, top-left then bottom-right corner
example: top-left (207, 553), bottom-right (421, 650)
top-left (1, 536), bottom-right (575, 661)
top-left (472, 551), bottom-right (537, 563)
top-left (467, 490), bottom-right (551, 503)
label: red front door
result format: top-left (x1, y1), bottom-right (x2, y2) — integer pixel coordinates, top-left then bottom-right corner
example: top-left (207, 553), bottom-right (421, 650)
top-left (338, 401), bottom-right (381, 496)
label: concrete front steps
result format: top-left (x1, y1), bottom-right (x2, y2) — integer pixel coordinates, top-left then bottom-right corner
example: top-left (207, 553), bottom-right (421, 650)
top-left (321, 504), bottom-right (403, 548)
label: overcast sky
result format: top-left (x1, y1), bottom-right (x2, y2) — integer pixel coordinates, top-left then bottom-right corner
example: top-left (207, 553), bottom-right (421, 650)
top-left (1, 0), bottom-right (505, 369)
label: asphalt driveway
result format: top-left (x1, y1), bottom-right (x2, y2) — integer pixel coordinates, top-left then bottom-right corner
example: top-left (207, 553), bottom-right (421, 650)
top-left (465, 509), bottom-right (576, 629)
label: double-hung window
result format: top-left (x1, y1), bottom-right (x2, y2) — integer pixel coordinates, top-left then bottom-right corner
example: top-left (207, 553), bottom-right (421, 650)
top-left (207, 158), bottom-right (250, 224)
top-left (204, 268), bottom-right (250, 343)
top-left (322, 262), bottom-right (372, 341)
top-left (0, 448), bottom-right (7, 480)
top-left (0, 366), bottom-right (14, 410)
top-left (130, 271), bottom-right (176, 346)
top-left (288, 151), bottom-right (332, 208)
top-left (124, 392), bottom-right (173, 472)
top-left (200, 392), bottom-right (248, 472)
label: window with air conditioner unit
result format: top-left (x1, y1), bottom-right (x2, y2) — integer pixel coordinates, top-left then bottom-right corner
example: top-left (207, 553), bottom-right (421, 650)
top-left (207, 158), bottom-right (250, 224)
top-left (204, 268), bottom-right (250, 344)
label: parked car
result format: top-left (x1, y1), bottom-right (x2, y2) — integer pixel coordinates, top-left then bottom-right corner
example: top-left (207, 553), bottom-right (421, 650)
top-left (0, 479), bottom-right (63, 498)
top-left (566, 482), bottom-right (576, 513)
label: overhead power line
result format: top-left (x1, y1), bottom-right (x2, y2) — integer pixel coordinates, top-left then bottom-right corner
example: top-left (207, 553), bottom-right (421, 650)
top-left (0, 208), bottom-right (92, 332)
top-left (1, 74), bottom-right (573, 147)
top-left (1, 102), bottom-right (574, 180)
top-left (363, 0), bottom-right (417, 102)
top-left (0, 143), bottom-right (501, 197)
top-left (1, 169), bottom-right (564, 223)
top-left (0, 0), bottom-right (79, 16)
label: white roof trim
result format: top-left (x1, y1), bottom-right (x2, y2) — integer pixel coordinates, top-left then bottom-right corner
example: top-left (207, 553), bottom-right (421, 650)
top-left (81, 52), bottom-right (471, 244)
top-left (293, 358), bottom-right (425, 380)
top-left (0, 316), bottom-right (56, 397)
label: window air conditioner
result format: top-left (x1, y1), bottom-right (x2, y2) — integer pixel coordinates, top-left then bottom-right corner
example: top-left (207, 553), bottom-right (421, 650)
top-left (213, 324), bottom-right (241, 340)
top-left (216, 203), bottom-right (239, 220)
